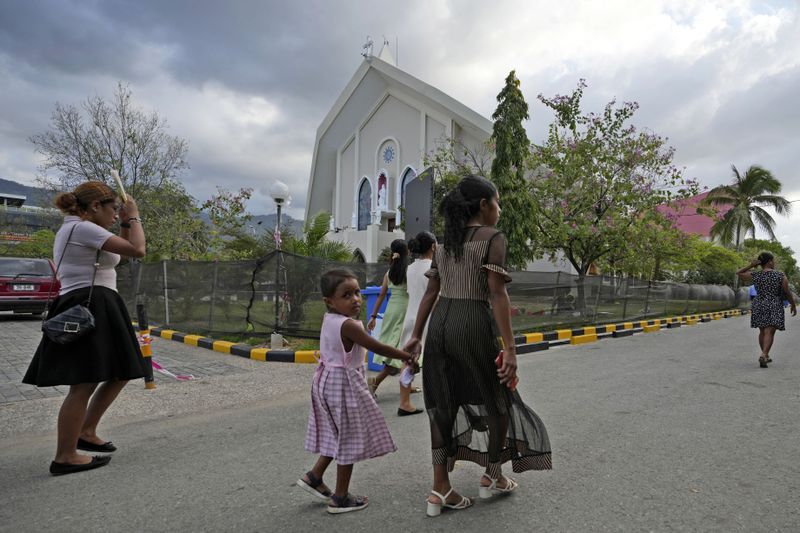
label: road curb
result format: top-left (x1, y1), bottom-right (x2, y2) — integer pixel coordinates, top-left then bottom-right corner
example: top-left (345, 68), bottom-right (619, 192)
top-left (135, 308), bottom-right (748, 364)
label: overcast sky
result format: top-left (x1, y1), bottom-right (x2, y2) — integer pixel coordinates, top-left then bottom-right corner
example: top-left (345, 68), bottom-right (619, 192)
top-left (1, 1), bottom-right (798, 251)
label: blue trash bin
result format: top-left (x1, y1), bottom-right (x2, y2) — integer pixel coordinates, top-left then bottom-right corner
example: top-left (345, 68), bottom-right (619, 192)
top-left (361, 285), bottom-right (390, 371)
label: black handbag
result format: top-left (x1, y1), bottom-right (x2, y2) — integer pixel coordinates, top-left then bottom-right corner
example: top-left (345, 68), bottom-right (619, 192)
top-left (41, 223), bottom-right (101, 345)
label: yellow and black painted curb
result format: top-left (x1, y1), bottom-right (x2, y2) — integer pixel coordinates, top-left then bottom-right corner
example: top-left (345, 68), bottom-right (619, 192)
top-left (137, 308), bottom-right (748, 365)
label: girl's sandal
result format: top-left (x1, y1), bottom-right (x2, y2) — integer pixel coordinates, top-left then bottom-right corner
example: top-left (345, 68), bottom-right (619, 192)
top-left (479, 473), bottom-right (519, 499)
top-left (327, 493), bottom-right (368, 514)
top-left (759, 356), bottom-right (769, 368)
top-left (296, 471), bottom-right (332, 500)
top-left (426, 488), bottom-right (472, 517)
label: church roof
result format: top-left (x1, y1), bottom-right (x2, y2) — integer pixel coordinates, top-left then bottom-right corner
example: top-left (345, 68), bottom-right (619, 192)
top-left (314, 56), bottom-right (493, 143)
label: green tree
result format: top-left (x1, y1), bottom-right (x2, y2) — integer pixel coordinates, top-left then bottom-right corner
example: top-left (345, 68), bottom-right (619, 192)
top-left (490, 70), bottom-right (535, 268)
top-left (279, 211), bottom-right (353, 328)
top-left (600, 211), bottom-right (690, 281)
top-left (423, 138), bottom-right (492, 238)
top-left (528, 80), bottom-right (697, 310)
top-left (200, 187), bottom-right (254, 260)
top-left (704, 165), bottom-right (791, 251)
top-left (139, 181), bottom-right (208, 260)
top-left (681, 240), bottom-right (745, 286)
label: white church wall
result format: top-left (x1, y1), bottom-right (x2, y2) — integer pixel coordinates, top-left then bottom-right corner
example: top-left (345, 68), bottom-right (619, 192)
top-left (425, 116), bottom-right (447, 154)
top-left (337, 138), bottom-right (356, 229)
top-left (308, 68), bottom-right (388, 217)
top-left (358, 95), bottom-right (421, 197)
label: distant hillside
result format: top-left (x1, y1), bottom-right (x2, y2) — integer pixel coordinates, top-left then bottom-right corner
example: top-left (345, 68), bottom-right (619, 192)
top-left (1, 178), bottom-right (305, 235)
top-left (0, 178), bottom-right (57, 207)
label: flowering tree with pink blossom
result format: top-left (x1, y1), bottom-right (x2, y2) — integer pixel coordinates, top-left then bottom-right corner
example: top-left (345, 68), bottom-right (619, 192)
top-left (528, 80), bottom-right (699, 311)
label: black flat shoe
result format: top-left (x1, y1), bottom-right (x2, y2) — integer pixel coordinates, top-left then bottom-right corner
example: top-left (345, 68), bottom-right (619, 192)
top-left (50, 455), bottom-right (111, 476)
top-left (397, 408), bottom-right (423, 417)
top-left (77, 438), bottom-right (117, 453)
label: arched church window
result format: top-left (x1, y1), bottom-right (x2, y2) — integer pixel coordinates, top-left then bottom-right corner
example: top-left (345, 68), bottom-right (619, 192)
top-left (357, 179), bottom-right (372, 231)
top-left (400, 168), bottom-right (416, 208)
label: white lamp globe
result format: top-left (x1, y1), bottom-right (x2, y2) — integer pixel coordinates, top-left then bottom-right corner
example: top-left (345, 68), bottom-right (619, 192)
top-left (270, 180), bottom-right (291, 205)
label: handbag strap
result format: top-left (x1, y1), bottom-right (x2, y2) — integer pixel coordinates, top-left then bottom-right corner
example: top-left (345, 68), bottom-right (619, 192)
top-left (41, 222), bottom-right (101, 324)
top-left (85, 249), bottom-right (101, 306)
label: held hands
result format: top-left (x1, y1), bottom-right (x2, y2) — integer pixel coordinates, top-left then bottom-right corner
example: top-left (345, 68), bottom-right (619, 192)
top-left (119, 197), bottom-right (140, 220)
top-left (402, 337), bottom-right (421, 358)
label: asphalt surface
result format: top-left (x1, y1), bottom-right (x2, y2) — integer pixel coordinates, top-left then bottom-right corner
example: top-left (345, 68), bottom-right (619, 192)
top-left (1, 313), bottom-right (799, 532)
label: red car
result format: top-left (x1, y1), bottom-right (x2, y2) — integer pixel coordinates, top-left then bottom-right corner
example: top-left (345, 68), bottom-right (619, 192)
top-left (0, 257), bottom-right (60, 315)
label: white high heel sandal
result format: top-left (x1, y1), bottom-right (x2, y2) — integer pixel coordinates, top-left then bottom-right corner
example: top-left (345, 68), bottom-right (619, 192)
top-left (478, 473), bottom-right (519, 499)
top-left (426, 488), bottom-right (473, 517)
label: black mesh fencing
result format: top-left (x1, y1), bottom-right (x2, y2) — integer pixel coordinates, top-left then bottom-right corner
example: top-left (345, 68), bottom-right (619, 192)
top-left (117, 252), bottom-right (750, 339)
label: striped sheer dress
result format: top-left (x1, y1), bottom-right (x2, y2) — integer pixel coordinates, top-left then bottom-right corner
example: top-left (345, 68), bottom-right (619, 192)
top-left (423, 227), bottom-right (552, 475)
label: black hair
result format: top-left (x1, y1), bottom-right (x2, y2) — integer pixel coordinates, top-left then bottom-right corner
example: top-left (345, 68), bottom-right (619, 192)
top-left (320, 268), bottom-right (358, 298)
top-left (439, 175), bottom-right (497, 259)
top-left (387, 239), bottom-right (409, 285)
top-left (408, 231), bottom-right (436, 256)
top-left (758, 251), bottom-right (774, 267)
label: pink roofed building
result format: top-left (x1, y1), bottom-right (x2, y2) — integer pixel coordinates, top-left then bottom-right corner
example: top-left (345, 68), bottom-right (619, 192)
top-left (656, 192), bottom-right (732, 241)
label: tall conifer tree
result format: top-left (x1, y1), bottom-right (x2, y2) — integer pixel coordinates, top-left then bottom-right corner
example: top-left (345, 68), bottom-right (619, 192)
top-left (490, 71), bottom-right (534, 268)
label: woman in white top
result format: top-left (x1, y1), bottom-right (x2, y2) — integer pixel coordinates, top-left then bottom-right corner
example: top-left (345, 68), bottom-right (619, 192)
top-left (23, 181), bottom-right (147, 476)
top-left (398, 232), bottom-right (438, 371)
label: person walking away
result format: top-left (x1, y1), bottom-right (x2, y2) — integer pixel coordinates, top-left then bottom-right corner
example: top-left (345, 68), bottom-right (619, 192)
top-left (737, 252), bottom-right (796, 367)
top-left (397, 231), bottom-right (438, 382)
top-left (404, 175), bottom-right (552, 517)
top-left (367, 240), bottom-right (421, 415)
top-left (23, 181), bottom-right (148, 475)
top-left (298, 269), bottom-right (416, 514)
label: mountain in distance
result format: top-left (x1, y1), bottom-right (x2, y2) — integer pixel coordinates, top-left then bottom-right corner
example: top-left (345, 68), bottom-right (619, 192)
top-left (0, 178), bottom-right (57, 207)
top-left (1, 177), bottom-right (305, 235)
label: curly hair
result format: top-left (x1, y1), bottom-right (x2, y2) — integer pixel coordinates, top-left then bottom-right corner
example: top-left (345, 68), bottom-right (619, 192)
top-left (439, 175), bottom-right (497, 259)
top-left (387, 239), bottom-right (409, 286)
top-left (54, 181), bottom-right (117, 215)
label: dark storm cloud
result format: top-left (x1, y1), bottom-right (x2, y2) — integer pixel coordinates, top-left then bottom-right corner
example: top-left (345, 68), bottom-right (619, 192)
top-left (0, 0), bottom-right (145, 80)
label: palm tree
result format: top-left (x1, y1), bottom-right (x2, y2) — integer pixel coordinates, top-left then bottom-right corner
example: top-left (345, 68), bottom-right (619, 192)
top-left (704, 165), bottom-right (791, 251)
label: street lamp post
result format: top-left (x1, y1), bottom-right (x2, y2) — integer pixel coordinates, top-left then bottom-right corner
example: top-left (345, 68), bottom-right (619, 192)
top-left (270, 181), bottom-right (291, 349)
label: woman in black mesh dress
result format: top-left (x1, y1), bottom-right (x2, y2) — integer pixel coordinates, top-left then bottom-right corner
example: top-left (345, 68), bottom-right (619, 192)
top-left (404, 175), bottom-right (551, 517)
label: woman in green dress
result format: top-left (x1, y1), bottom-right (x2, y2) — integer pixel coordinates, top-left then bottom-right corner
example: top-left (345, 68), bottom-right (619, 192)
top-left (367, 239), bottom-right (421, 416)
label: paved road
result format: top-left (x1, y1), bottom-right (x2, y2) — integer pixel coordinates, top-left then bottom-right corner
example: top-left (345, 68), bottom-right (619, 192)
top-left (1, 314), bottom-right (799, 532)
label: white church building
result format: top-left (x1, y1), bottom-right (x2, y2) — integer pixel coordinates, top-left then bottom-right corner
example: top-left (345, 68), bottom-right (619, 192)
top-left (305, 42), bottom-right (489, 262)
top-left (305, 41), bottom-right (576, 273)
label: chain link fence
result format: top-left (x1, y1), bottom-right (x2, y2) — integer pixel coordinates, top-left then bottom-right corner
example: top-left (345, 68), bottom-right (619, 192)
top-left (117, 251), bottom-right (749, 339)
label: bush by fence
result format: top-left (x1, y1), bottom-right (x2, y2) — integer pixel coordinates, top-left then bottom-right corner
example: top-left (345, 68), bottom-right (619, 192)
top-left (117, 251), bottom-right (750, 339)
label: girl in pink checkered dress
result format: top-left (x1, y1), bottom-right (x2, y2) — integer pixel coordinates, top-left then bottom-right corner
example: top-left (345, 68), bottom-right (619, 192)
top-left (297, 269), bottom-right (416, 514)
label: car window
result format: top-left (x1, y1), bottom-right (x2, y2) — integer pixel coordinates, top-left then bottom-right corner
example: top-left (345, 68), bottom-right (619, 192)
top-left (0, 258), bottom-right (52, 277)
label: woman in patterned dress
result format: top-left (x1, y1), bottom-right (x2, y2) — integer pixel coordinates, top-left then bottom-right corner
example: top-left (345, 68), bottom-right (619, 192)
top-left (737, 252), bottom-right (796, 367)
top-left (404, 175), bottom-right (552, 517)
top-left (368, 239), bottom-right (422, 415)
top-left (298, 269), bottom-right (415, 514)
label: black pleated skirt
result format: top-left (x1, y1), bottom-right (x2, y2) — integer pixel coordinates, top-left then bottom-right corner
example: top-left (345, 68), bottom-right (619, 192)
top-left (23, 286), bottom-right (148, 386)
top-left (423, 297), bottom-right (552, 473)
